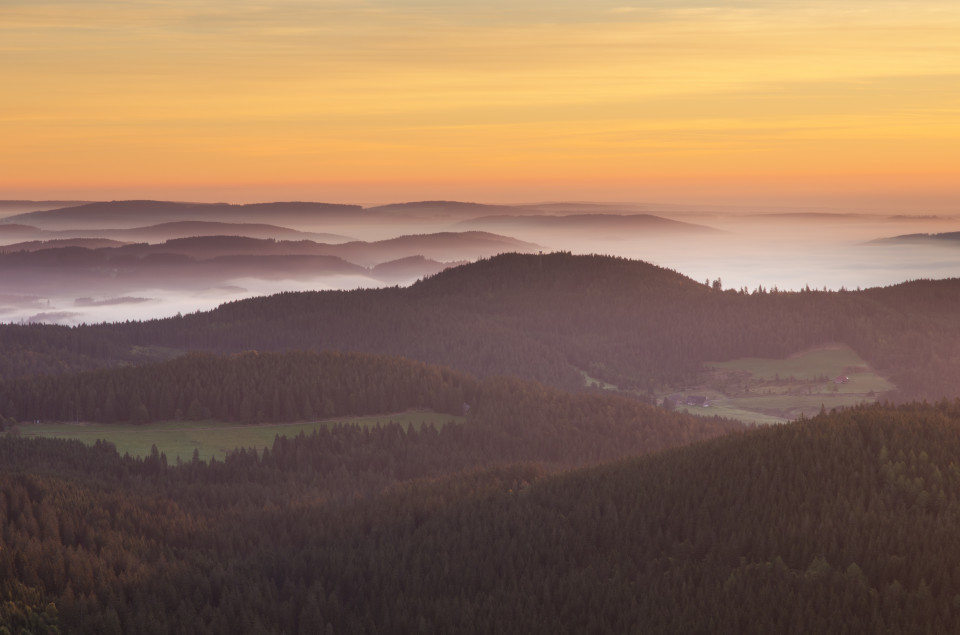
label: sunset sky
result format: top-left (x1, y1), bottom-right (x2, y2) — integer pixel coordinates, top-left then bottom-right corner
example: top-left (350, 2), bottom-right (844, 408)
top-left (3, 0), bottom-right (959, 207)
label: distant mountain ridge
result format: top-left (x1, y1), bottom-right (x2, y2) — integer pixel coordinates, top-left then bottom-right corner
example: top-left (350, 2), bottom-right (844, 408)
top-left (869, 231), bottom-right (960, 245)
top-left (1, 251), bottom-right (952, 403)
top-left (0, 200), bottom-right (89, 216)
top-left (2, 231), bottom-right (537, 264)
top-left (90, 221), bottom-right (352, 243)
top-left (1, 199), bottom-right (723, 235)
top-left (2, 199), bottom-right (526, 229)
top-left (1, 238), bottom-right (130, 252)
top-left (365, 200), bottom-right (523, 218)
top-left (456, 213), bottom-right (721, 235)
top-left (1, 200), bottom-right (364, 229)
top-left (0, 220), bottom-right (352, 245)
top-left (371, 255), bottom-right (465, 284)
top-left (0, 232), bottom-right (539, 303)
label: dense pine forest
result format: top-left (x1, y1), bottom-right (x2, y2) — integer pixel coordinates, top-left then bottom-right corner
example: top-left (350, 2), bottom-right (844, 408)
top-left (4, 402), bottom-right (960, 633)
top-left (2, 253), bottom-right (959, 401)
top-left (3, 252), bottom-right (960, 633)
top-left (0, 350), bottom-right (736, 467)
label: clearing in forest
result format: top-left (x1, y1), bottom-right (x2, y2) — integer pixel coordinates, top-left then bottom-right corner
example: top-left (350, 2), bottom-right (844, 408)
top-left (18, 411), bottom-right (462, 462)
top-left (679, 345), bottom-right (894, 425)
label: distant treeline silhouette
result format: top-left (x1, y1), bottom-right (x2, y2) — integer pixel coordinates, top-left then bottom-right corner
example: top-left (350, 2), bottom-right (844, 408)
top-left (2, 253), bottom-right (959, 400)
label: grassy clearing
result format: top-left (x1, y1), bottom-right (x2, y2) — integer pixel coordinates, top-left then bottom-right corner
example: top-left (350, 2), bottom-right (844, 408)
top-left (707, 345), bottom-right (891, 386)
top-left (682, 402), bottom-right (790, 426)
top-left (699, 345), bottom-right (894, 424)
top-left (579, 344), bottom-right (894, 425)
top-left (17, 411), bottom-right (462, 463)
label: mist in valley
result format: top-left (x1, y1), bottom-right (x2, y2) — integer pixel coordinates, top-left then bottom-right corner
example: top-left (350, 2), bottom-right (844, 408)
top-left (2, 199), bottom-right (959, 325)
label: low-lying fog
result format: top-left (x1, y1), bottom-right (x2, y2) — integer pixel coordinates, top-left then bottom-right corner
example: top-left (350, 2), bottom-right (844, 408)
top-left (543, 224), bottom-right (960, 293)
top-left (2, 203), bottom-right (959, 325)
top-left (0, 275), bottom-right (384, 325)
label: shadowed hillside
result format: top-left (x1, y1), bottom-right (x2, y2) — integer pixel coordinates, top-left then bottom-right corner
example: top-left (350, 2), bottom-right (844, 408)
top-left (2, 400), bottom-right (959, 632)
top-left (1, 252), bottom-right (959, 401)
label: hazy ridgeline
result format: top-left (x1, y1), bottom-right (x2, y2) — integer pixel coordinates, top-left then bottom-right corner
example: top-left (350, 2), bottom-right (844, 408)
top-left (3, 252), bottom-right (960, 406)
top-left (2, 211), bottom-right (960, 632)
top-left (2, 199), bottom-right (960, 324)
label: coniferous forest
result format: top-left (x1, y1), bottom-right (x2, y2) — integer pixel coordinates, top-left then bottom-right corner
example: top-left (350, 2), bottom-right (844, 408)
top-left (2, 253), bottom-right (959, 400)
top-left (5, 402), bottom-right (960, 633)
top-left (3, 253), bottom-right (960, 633)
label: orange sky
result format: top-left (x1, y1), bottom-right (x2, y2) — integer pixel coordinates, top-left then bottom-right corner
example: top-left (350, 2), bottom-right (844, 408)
top-left (2, 1), bottom-right (959, 208)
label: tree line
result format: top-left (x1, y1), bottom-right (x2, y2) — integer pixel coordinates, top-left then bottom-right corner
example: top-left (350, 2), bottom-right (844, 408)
top-left (4, 401), bottom-right (960, 632)
top-left (2, 253), bottom-right (958, 401)
top-left (0, 350), bottom-right (473, 425)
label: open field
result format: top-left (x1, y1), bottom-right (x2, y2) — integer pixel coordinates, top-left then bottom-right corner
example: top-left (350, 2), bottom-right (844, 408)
top-left (707, 345), bottom-right (890, 384)
top-left (686, 345), bottom-right (895, 424)
top-left (17, 411), bottom-right (462, 462)
top-left (579, 345), bottom-right (893, 425)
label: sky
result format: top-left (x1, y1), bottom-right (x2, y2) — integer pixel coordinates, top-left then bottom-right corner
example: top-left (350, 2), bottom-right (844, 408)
top-left (3, 0), bottom-right (960, 208)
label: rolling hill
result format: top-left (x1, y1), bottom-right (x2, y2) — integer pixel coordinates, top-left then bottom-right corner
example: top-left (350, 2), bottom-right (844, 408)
top-left (0, 200), bottom-right (89, 216)
top-left (1, 238), bottom-right (131, 251)
top-left (364, 200), bottom-right (523, 219)
top-left (2, 252), bottom-right (959, 404)
top-left (1, 200), bottom-right (365, 229)
top-left (454, 212), bottom-right (721, 236)
top-left (371, 255), bottom-right (463, 284)
top-left (0, 232), bottom-right (537, 303)
top-left (869, 231), bottom-right (960, 245)
top-left (1, 399), bottom-right (958, 632)
top-left (64, 221), bottom-right (353, 243)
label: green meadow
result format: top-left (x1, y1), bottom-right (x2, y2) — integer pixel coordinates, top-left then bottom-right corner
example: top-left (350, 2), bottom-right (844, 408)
top-left (580, 345), bottom-right (894, 425)
top-left (691, 345), bottom-right (895, 424)
top-left (18, 411), bottom-right (462, 463)
top-left (706, 345), bottom-right (892, 386)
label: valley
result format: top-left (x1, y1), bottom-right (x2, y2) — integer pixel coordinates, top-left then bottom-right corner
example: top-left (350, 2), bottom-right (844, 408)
top-left (1, 204), bottom-right (960, 634)
top-left (7, 0), bottom-right (960, 629)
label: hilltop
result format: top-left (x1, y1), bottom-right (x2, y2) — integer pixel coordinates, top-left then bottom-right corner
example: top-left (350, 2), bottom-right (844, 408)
top-left (1, 200), bottom-right (364, 229)
top-left (869, 231), bottom-right (960, 245)
top-left (455, 212), bottom-right (721, 236)
top-left (0, 231), bottom-right (537, 304)
top-left (1, 252), bottom-right (958, 404)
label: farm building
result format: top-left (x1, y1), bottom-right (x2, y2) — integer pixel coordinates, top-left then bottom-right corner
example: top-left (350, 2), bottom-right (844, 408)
top-left (664, 394), bottom-right (711, 408)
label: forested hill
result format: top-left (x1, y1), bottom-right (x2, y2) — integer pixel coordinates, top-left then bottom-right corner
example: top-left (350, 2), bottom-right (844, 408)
top-left (3, 401), bottom-right (960, 632)
top-left (0, 350), bottom-right (475, 424)
top-left (0, 350), bottom-right (737, 468)
top-left (2, 252), bottom-right (960, 400)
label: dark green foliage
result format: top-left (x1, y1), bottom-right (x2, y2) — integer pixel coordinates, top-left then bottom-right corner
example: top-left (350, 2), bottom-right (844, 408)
top-left (3, 253), bottom-right (959, 400)
top-left (0, 362), bottom-right (735, 634)
top-left (3, 251), bottom-right (960, 632)
top-left (0, 350), bottom-right (475, 424)
top-left (4, 402), bottom-right (960, 632)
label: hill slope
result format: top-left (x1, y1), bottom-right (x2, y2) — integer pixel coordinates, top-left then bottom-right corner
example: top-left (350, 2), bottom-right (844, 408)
top-left (2, 401), bottom-right (959, 632)
top-left (302, 401), bottom-right (960, 633)
top-left (2, 252), bottom-right (959, 401)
